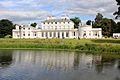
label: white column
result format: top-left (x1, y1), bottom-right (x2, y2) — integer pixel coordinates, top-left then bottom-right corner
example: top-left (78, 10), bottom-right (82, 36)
top-left (52, 32), bottom-right (54, 38)
top-left (60, 32), bottom-right (62, 38)
top-left (69, 31), bottom-right (72, 38)
top-left (91, 31), bottom-right (93, 38)
top-left (56, 32), bottom-right (58, 38)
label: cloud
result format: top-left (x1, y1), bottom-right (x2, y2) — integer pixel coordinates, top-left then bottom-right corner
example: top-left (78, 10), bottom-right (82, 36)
top-left (65, 0), bottom-right (118, 19)
top-left (0, 0), bottom-right (118, 23)
top-left (0, 10), bottom-right (50, 23)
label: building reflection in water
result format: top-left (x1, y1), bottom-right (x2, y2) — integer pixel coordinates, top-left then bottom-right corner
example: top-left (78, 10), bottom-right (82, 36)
top-left (0, 50), bottom-right (119, 73)
top-left (12, 50), bottom-right (103, 72)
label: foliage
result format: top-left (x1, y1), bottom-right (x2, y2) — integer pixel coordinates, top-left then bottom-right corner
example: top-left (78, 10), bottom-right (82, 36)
top-left (30, 22), bottom-right (37, 27)
top-left (4, 35), bottom-right (12, 38)
top-left (93, 13), bottom-right (120, 37)
top-left (114, 0), bottom-right (120, 19)
top-left (70, 17), bottom-right (81, 29)
top-left (93, 13), bottom-right (103, 28)
top-left (86, 20), bottom-right (92, 25)
top-left (0, 19), bottom-right (14, 38)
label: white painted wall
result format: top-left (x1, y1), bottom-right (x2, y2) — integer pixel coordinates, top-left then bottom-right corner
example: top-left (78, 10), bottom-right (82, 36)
top-left (12, 17), bottom-right (102, 39)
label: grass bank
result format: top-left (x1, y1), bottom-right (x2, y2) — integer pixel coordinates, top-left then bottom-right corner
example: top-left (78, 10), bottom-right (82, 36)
top-left (0, 38), bottom-right (120, 53)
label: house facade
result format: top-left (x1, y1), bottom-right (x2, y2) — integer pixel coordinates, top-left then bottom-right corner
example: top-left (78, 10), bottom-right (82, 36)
top-left (113, 33), bottom-right (120, 38)
top-left (12, 16), bottom-right (102, 39)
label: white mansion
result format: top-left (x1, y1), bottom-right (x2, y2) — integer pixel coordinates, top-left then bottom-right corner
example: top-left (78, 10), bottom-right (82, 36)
top-left (12, 16), bottom-right (102, 39)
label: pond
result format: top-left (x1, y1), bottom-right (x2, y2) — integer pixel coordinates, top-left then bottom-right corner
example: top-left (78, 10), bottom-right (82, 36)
top-left (0, 50), bottom-right (120, 80)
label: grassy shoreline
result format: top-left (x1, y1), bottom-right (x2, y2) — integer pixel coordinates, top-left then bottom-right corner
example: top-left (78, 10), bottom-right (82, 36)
top-left (0, 38), bottom-right (120, 53)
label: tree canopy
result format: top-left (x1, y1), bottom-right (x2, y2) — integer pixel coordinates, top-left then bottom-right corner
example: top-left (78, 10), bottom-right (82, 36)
top-left (86, 20), bottom-right (92, 25)
top-left (30, 22), bottom-right (37, 27)
top-left (70, 17), bottom-right (81, 29)
top-left (93, 13), bottom-right (119, 37)
top-left (0, 19), bottom-right (14, 38)
top-left (114, 0), bottom-right (120, 19)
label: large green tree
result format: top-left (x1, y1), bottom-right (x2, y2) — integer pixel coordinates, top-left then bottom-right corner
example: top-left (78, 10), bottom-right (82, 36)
top-left (70, 17), bottom-right (81, 28)
top-left (93, 13), bottom-right (118, 37)
top-left (116, 22), bottom-right (120, 32)
top-left (93, 13), bottom-right (103, 28)
top-left (0, 19), bottom-right (14, 38)
top-left (114, 0), bottom-right (120, 19)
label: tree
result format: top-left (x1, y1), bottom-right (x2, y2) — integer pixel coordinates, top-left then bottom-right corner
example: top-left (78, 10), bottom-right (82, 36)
top-left (93, 13), bottom-right (118, 37)
top-left (116, 22), bottom-right (120, 32)
top-left (86, 20), bottom-right (92, 25)
top-left (30, 22), bottom-right (37, 27)
top-left (101, 18), bottom-right (112, 36)
top-left (110, 19), bottom-right (118, 33)
top-left (93, 13), bottom-right (103, 28)
top-left (70, 17), bottom-right (81, 28)
top-left (114, 0), bottom-right (120, 19)
top-left (0, 19), bottom-right (14, 38)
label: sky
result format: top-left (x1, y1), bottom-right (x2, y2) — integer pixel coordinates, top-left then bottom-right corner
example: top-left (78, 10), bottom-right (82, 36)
top-left (0, 0), bottom-right (118, 24)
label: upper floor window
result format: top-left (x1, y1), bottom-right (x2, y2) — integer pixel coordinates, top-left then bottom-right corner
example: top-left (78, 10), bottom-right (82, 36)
top-left (28, 28), bottom-right (30, 30)
top-left (55, 22), bottom-right (57, 24)
top-left (23, 28), bottom-right (25, 30)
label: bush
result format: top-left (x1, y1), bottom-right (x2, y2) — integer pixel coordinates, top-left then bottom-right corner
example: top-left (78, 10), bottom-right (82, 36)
top-left (4, 35), bottom-right (12, 38)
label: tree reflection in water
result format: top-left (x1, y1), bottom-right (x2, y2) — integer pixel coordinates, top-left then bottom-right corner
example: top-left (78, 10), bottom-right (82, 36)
top-left (0, 50), bottom-right (120, 80)
top-left (0, 50), bottom-right (13, 68)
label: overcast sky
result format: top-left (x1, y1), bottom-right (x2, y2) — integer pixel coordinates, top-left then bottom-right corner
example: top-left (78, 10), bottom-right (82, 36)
top-left (0, 0), bottom-right (118, 24)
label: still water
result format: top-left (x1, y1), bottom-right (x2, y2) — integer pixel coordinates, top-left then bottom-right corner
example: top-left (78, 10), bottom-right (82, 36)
top-left (0, 50), bottom-right (120, 80)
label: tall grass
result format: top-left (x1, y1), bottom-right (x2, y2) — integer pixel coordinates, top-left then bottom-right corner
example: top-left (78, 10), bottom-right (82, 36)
top-left (0, 38), bottom-right (120, 53)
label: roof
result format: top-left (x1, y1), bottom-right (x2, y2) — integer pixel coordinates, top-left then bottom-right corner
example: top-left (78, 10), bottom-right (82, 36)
top-left (42, 19), bottom-right (73, 23)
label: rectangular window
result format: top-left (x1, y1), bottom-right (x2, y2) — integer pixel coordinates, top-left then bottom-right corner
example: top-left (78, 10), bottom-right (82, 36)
top-left (66, 32), bottom-right (69, 37)
top-left (34, 32), bottom-right (37, 36)
top-left (54, 32), bottom-right (56, 37)
top-left (74, 32), bottom-right (75, 36)
top-left (62, 32), bottom-right (64, 38)
top-left (50, 32), bottom-right (52, 37)
top-left (28, 34), bottom-right (30, 36)
top-left (46, 32), bottom-right (48, 37)
top-left (23, 34), bottom-right (25, 36)
top-left (42, 32), bottom-right (44, 37)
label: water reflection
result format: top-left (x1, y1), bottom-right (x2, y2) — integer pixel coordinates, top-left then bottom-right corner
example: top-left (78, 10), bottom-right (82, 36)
top-left (0, 50), bottom-right (12, 67)
top-left (0, 50), bottom-right (119, 80)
